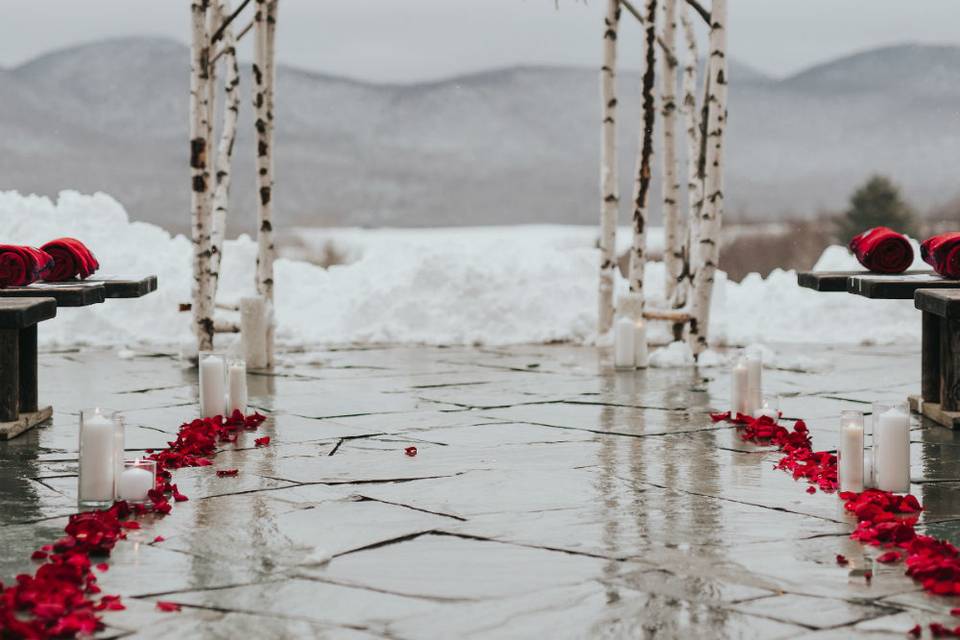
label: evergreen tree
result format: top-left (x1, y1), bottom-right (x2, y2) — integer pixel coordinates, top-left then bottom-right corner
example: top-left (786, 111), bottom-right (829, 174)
top-left (836, 175), bottom-right (918, 241)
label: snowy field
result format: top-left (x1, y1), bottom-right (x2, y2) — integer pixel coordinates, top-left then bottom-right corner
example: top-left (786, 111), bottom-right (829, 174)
top-left (1, 190), bottom-right (923, 355)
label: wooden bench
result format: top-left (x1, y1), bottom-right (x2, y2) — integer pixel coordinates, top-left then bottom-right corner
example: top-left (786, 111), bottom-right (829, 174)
top-left (0, 275), bottom-right (157, 438)
top-left (0, 298), bottom-right (57, 439)
top-left (913, 289), bottom-right (960, 429)
top-left (799, 269), bottom-right (960, 429)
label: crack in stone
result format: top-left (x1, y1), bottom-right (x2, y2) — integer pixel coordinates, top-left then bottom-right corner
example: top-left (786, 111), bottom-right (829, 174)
top-left (327, 439), bottom-right (344, 456)
top-left (115, 384), bottom-right (190, 395)
top-left (129, 578), bottom-right (288, 600)
top-left (355, 495), bottom-right (468, 522)
top-left (302, 574), bottom-right (478, 604)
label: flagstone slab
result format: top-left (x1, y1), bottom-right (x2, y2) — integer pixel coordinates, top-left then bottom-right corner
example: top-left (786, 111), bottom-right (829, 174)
top-left (388, 581), bottom-right (804, 640)
top-left (731, 592), bottom-right (895, 629)
top-left (158, 578), bottom-right (439, 630)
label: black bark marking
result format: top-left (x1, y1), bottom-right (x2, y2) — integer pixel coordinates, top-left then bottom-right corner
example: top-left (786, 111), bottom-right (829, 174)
top-left (192, 175), bottom-right (206, 193)
top-left (633, 0), bottom-right (659, 228)
top-left (190, 137), bottom-right (206, 169)
top-left (259, 186), bottom-right (271, 206)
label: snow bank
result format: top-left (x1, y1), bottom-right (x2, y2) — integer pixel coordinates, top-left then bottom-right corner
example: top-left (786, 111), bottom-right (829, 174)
top-left (0, 190), bottom-right (922, 350)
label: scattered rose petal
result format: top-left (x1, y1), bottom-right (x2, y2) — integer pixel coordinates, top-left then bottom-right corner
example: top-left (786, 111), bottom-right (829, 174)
top-left (806, 486), bottom-right (816, 494)
top-left (404, 446), bottom-right (417, 457)
top-left (876, 550), bottom-right (902, 564)
top-left (155, 601), bottom-right (182, 613)
top-left (216, 469), bottom-right (239, 477)
top-left (836, 554), bottom-right (849, 566)
top-left (255, 436), bottom-right (270, 447)
top-left (96, 563), bottom-right (109, 572)
top-left (152, 536), bottom-right (165, 544)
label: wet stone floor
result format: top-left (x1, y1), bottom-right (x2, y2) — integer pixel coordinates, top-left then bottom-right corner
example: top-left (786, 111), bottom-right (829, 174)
top-left (3, 343), bottom-right (960, 638)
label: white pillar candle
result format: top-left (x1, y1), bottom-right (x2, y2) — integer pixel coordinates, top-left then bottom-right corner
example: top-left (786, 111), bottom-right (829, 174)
top-left (839, 415), bottom-right (864, 493)
top-left (876, 406), bottom-right (910, 493)
top-left (613, 317), bottom-right (635, 369)
top-left (228, 360), bottom-right (248, 415)
top-left (240, 296), bottom-right (268, 369)
top-left (79, 411), bottom-right (117, 505)
top-left (199, 353), bottom-right (227, 419)
top-left (634, 320), bottom-right (649, 369)
top-left (746, 355), bottom-right (762, 416)
top-left (731, 358), bottom-right (750, 416)
top-left (118, 466), bottom-right (154, 502)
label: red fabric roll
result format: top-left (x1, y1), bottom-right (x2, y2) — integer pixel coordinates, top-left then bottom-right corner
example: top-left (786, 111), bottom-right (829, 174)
top-left (921, 233), bottom-right (960, 279)
top-left (0, 245), bottom-right (54, 288)
top-left (40, 237), bottom-right (100, 281)
top-left (848, 227), bottom-right (914, 274)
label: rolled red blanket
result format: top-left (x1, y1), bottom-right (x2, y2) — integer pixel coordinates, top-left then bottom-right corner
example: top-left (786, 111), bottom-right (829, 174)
top-left (848, 227), bottom-right (914, 274)
top-left (920, 233), bottom-right (960, 279)
top-left (40, 237), bottom-right (100, 281)
top-left (0, 245), bottom-right (54, 288)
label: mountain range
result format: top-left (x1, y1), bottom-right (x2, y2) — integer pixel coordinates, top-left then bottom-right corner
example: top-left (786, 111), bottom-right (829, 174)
top-left (1, 38), bottom-right (959, 234)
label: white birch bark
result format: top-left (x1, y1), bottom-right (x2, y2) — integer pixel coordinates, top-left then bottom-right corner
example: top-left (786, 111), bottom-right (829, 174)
top-left (253, 0), bottom-right (277, 367)
top-left (671, 4), bottom-right (700, 332)
top-left (209, 0), bottom-right (240, 300)
top-left (627, 0), bottom-right (658, 307)
top-left (598, 0), bottom-right (621, 334)
top-left (687, 0), bottom-right (728, 355)
top-left (660, 0), bottom-right (682, 313)
top-left (190, 0), bottom-right (214, 352)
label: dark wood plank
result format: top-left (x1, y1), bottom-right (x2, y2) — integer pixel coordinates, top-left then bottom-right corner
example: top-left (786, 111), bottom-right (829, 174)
top-left (18, 325), bottom-right (38, 413)
top-left (911, 395), bottom-right (960, 430)
top-left (0, 282), bottom-right (105, 307)
top-left (848, 272), bottom-right (956, 300)
top-left (0, 328), bottom-right (18, 422)
top-left (941, 316), bottom-right (960, 412)
top-left (923, 312), bottom-right (942, 403)
top-left (797, 271), bottom-right (863, 292)
top-left (915, 288), bottom-right (960, 318)
top-left (93, 275), bottom-right (158, 298)
top-left (0, 298), bottom-right (58, 329)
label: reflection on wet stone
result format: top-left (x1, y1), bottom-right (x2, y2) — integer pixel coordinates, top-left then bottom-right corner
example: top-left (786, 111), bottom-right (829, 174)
top-left (3, 343), bottom-right (960, 636)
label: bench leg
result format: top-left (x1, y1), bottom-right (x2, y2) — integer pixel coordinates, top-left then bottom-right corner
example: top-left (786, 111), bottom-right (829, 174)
top-left (18, 325), bottom-right (38, 414)
top-left (0, 328), bottom-right (19, 422)
top-left (941, 317), bottom-right (960, 412)
top-left (923, 311), bottom-right (942, 403)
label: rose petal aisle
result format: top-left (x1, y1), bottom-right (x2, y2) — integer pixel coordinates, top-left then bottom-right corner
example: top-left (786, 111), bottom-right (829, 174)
top-left (712, 411), bottom-right (960, 637)
top-left (0, 410), bottom-right (266, 638)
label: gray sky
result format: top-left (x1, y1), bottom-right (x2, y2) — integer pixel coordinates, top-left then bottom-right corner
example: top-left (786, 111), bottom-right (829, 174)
top-left (1, 0), bottom-right (958, 82)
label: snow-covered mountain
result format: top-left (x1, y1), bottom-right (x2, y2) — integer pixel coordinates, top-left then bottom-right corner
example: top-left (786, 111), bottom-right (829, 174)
top-left (1, 38), bottom-right (958, 233)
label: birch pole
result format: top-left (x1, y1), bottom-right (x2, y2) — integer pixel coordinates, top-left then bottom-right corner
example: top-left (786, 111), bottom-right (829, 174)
top-left (687, 0), bottom-right (727, 355)
top-left (190, 0), bottom-right (215, 351)
top-left (598, 0), bottom-right (621, 334)
top-left (627, 0), bottom-right (659, 307)
top-left (671, 4), bottom-right (700, 335)
top-left (253, 0), bottom-right (277, 367)
top-left (210, 0), bottom-right (240, 299)
top-left (660, 0), bottom-right (682, 315)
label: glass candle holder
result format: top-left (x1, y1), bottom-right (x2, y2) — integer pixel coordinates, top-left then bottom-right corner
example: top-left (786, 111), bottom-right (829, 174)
top-left (875, 401), bottom-right (910, 493)
top-left (227, 358), bottom-right (248, 415)
top-left (731, 354), bottom-right (750, 416)
top-left (199, 351), bottom-right (227, 419)
top-left (754, 395), bottom-right (780, 422)
top-left (839, 410), bottom-right (865, 493)
top-left (867, 402), bottom-right (891, 489)
top-left (78, 408), bottom-right (123, 509)
top-left (118, 459), bottom-right (157, 504)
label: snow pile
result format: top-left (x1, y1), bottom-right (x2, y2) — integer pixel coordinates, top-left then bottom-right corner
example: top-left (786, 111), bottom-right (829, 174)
top-left (0, 190), bottom-right (923, 350)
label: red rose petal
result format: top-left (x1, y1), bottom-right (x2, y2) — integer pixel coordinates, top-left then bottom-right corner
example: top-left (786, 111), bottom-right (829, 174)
top-left (404, 446), bottom-right (418, 457)
top-left (876, 551), bottom-right (902, 564)
top-left (216, 469), bottom-right (239, 477)
top-left (155, 601), bottom-right (182, 613)
top-left (255, 436), bottom-right (271, 447)
top-left (836, 554), bottom-right (849, 566)
top-left (152, 536), bottom-right (165, 543)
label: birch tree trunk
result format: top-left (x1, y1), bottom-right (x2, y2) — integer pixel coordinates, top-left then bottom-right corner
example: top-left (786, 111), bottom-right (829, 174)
top-left (671, 4), bottom-right (700, 334)
top-left (627, 0), bottom-right (659, 306)
top-left (253, 0), bottom-right (277, 367)
top-left (190, 0), bottom-right (214, 351)
top-left (660, 0), bottom-right (682, 320)
top-left (687, 0), bottom-right (728, 356)
top-left (209, 0), bottom-right (240, 300)
top-left (598, 0), bottom-right (621, 334)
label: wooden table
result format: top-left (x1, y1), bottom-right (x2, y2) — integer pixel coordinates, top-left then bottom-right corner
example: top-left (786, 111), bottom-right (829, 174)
top-left (0, 275), bottom-right (158, 438)
top-left (799, 269), bottom-right (960, 428)
top-left (0, 298), bottom-right (57, 439)
top-left (913, 289), bottom-right (960, 429)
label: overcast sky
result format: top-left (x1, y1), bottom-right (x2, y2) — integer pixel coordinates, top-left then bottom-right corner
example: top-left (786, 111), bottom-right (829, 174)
top-left (1, 0), bottom-right (958, 83)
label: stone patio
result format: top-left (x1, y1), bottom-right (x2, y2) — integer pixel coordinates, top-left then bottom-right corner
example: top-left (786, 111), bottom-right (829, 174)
top-left (3, 343), bottom-right (960, 638)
